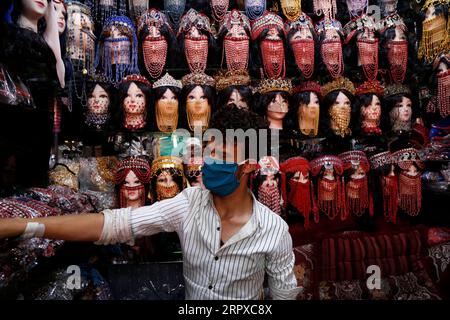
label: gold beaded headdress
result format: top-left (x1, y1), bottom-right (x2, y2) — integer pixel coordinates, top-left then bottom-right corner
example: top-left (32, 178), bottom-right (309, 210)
top-left (321, 77), bottom-right (355, 97)
top-left (383, 84), bottom-right (411, 98)
top-left (181, 72), bottom-right (216, 87)
top-left (214, 70), bottom-right (251, 91)
top-left (256, 78), bottom-right (293, 95)
top-left (151, 156), bottom-right (184, 177)
top-left (355, 80), bottom-right (384, 96)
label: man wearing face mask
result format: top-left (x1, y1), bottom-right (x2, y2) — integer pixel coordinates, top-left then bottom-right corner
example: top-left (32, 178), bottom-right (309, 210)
top-left (0, 107), bottom-right (300, 300)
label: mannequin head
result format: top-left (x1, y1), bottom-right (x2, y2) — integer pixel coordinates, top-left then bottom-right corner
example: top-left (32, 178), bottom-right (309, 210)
top-left (388, 95), bottom-right (413, 132)
top-left (153, 86), bottom-right (182, 132)
top-left (321, 90), bottom-right (354, 138)
top-left (150, 156), bottom-right (185, 202)
top-left (85, 80), bottom-right (114, 130)
top-left (257, 91), bottom-right (290, 130)
top-left (11, 0), bottom-right (49, 31)
top-left (138, 9), bottom-right (176, 79)
top-left (217, 85), bottom-right (253, 111)
top-left (115, 156), bottom-right (151, 208)
top-left (292, 90), bottom-right (320, 137)
top-left (117, 76), bottom-right (152, 131)
top-left (316, 18), bottom-right (344, 79)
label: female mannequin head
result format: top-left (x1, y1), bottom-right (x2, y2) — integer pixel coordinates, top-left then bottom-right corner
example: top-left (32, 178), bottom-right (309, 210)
top-left (152, 72), bottom-right (183, 132)
top-left (320, 77), bottom-right (356, 138)
top-left (117, 74), bottom-right (152, 131)
top-left (315, 18), bottom-right (345, 80)
top-left (85, 75), bottom-right (114, 131)
top-left (251, 11), bottom-right (286, 79)
top-left (177, 9), bottom-right (214, 73)
top-left (11, 0), bottom-right (49, 32)
top-left (215, 70), bottom-right (253, 111)
top-left (181, 72), bottom-right (216, 132)
top-left (150, 156), bottom-right (185, 202)
top-left (290, 81), bottom-right (321, 137)
top-left (255, 78), bottom-right (292, 130)
top-left (217, 9), bottom-right (251, 72)
top-left (354, 80), bottom-right (385, 136)
top-left (53, 0), bottom-right (66, 35)
top-left (137, 8), bottom-right (176, 79)
top-left (96, 15), bottom-right (138, 84)
top-left (114, 156), bottom-right (151, 208)
top-left (382, 84), bottom-right (415, 134)
top-left (285, 13), bottom-right (318, 79)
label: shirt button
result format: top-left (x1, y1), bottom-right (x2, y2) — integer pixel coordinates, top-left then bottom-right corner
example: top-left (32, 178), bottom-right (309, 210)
top-left (208, 285), bottom-right (213, 290)
top-left (214, 256), bottom-right (219, 261)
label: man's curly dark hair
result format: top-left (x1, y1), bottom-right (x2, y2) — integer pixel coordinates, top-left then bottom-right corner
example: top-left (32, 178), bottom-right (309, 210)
top-left (211, 104), bottom-right (269, 132)
top-left (210, 104), bottom-right (270, 160)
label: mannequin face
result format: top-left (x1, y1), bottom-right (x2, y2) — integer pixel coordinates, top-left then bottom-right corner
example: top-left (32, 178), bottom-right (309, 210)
top-left (390, 96), bottom-right (412, 122)
top-left (227, 89), bottom-right (248, 110)
top-left (88, 84), bottom-right (110, 114)
top-left (357, 28), bottom-right (376, 41)
top-left (437, 62), bottom-right (449, 74)
top-left (157, 170), bottom-right (176, 187)
top-left (262, 173), bottom-right (277, 186)
top-left (350, 164), bottom-right (366, 179)
top-left (157, 88), bottom-right (178, 113)
top-left (122, 170), bottom-right (144, 201)
top-left (392, 26), bottom-right (407, 41)
top-left (148, 25), bottom-right (162, 38)
top-left (188, 26), bottom-right (201, 38)
top-left (324, 167), bottom-right (335, 179)
top-left (299, 92), bottom-right (320, 121)
top-left (330, 91), bottom-right (351, 116)
top-left (425, 5), bottom-right (437, 20)
top-left (267, 26), bottom-right (281, 40)
top-left (291, 28), bottom-right (313, 40)
top-left (292, 171), bottom-right (309, 184)
top-left (324, 28), bottom-right (340, 41)
top-left (267, 93), bottom-right (288, 121)
top-left (228, 24), bottom-right (247, 38)
top-left (407, 164), bottom-right (419, 176)
top-left (21, 0), bottom-right (48, 20)
top-left (123, 82), bottom-right (146, 114)
top-left (55, 1), bottom-right (67, 34)
top-left (361, 95), bottom-right (381, 122)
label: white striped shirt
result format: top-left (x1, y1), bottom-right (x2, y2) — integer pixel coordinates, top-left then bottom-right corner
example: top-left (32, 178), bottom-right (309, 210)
top-left (97, 187), bottom-right (300, 300)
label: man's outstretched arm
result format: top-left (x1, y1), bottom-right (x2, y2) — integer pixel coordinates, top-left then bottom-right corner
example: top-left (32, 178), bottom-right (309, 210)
top-left (0, 213), bottom-right (104, 241)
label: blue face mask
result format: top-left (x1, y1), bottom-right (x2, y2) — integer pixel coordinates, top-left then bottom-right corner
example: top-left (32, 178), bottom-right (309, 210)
top-left (201, 157), bottom-right (240, 197)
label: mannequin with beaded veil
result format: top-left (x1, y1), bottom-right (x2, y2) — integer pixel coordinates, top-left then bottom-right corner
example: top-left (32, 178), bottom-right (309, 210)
top-left (117, 75), bottom-right (152, 132)
top-left (152, 73), bottom-right (183, 133)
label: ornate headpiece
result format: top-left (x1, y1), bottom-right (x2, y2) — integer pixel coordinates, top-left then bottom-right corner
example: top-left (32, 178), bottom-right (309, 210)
top-left (421, 0), bottom-right (448, 12)
top-left (128, 0), bottom-right (149, 24)
top-left (137, 8), bottom-right (171, 36)
top-left (293, 81), bottom-right (322, 95)
top-left (210, 0), bottom-right (229, 22)
top-left (181, 72), bottom-right (216, 87)
top-left (321, 77), bottom-right (355, 97)
top-left (339, 150), bottom-right (370, 172)
top-left (115, 156), bottom-right (151, 184)
top-left (310, 155), bottom-right (344, 176)
top-left (177, 9), bottom-right (211, 37)
top-left (219, 9), bottom-right (251, 35)
top-left (280, 156), bottom-right (310, 174)
top-left (355, 80), bottom-right (384, 96)
top-left (383, 84), bottom-right (411, 98)
top-left (258, 156), bottom-right (280, 175)
top-left (245, 0), bottom-right (266, 21)
top-left (219, 10), bottom-right (251, 72)
top-left (119, 74), bottom-right (152, 88)
top-left (164, 0), bottom-right (186, 26)
top-left (280, 0), bottom-right (302, 22)
top-left (345, 0), bottom-right (369, 19)
top-left (151, 156), bottom-right (184, 177)
top-left (315, 18), bottom-right (343, 35)
top-left (251, 11), bottom-right (285, 40)
top-left (343, 14), bottom-right (377, 43)
top-left (256, 78), bottom-right (292, 95)
top-left (369, 151), bottom-right (394, 169)
top-left (66, 1), bottom-right (96, 75)
top-left (214, 70), bottom-right (251, 92)
top-left (95, 15), bottom-right (139, 84)
top-left (87, 73), bottom-right (109, 85)
top-left (392, 148), bottom-right (425, 170)
top-left (376, 13), bottom-right (407, 34)
top-left (312, 0), bottom-right (337, 19)
top-left (379, 0), bottom-right (399, 17)
top-left (285, 13), bottom-right (315, 33)
top-left (153, 72), bottom-right (182, 89)
top-left (93, 0), bottom-right (127, 26)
